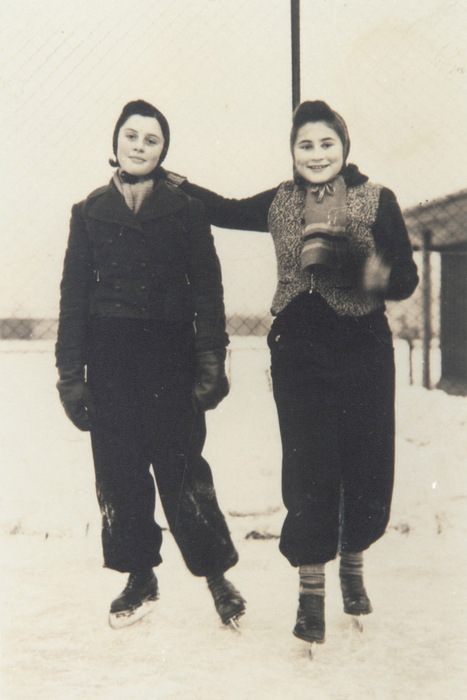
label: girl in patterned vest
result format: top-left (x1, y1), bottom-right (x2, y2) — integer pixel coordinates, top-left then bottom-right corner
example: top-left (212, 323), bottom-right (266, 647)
top-left (170, 100), bottom-right (419, 646)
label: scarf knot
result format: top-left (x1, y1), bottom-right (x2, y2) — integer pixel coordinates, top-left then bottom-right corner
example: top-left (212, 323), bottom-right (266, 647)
top-left (309, 181), bottom-right (335, 203)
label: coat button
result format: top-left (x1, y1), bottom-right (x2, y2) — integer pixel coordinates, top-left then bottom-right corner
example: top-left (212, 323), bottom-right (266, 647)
top-left (115, 285), bottom-right (122, 291)
top-left (111, 262), bottom-right (118, 268)
top-left (140, 262), bottom-right (147, 268)
top-left (140, 285), bottom-right (147, 291)
top-left (115, 303), bottom-right (122, 309)
top-left (141, 307), bottom-right (147, 313)
top-left (107, 238), bottom-right (114, 244)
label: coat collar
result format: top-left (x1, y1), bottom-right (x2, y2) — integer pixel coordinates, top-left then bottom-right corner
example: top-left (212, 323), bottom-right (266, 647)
top-left (85, 176), bottom-right (187, 227)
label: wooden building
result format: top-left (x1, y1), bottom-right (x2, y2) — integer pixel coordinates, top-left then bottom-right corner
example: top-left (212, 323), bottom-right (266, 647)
top-left (404, 189), bottom-right (467, 395)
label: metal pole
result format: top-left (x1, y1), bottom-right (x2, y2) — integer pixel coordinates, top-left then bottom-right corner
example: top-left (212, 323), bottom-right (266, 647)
top-left (291, 0), bottom-right (301, 110)
top-left (421, 230), bottom-right (432, 389)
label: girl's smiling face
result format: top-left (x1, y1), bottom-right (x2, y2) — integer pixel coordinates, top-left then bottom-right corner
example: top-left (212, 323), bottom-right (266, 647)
top-left (116, 114), bottom-right (165, 177)
top-left (293, 121), bottom-right (344, 184)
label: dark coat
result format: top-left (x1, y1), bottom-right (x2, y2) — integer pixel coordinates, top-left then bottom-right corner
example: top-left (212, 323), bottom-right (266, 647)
top-left (56, 177), bottom-right (228, 367)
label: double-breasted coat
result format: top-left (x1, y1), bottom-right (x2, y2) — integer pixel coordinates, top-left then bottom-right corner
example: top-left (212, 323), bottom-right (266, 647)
top-left (56, 176), bottom-right (238, 575)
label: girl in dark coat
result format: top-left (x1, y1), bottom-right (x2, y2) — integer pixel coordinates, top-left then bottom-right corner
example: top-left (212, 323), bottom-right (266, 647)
top-left (55, 100), bottom-right (245, 630)
top-left (170, 100), bottom-right (419, 645)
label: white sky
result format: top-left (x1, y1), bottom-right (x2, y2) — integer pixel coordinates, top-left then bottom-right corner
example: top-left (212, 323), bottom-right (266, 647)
top-left (1, 0), bottom-right (466, 316)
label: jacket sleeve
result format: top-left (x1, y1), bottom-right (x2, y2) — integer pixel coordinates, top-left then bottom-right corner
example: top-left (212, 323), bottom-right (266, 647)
top-left (184, 197), bottom-right (229, 352)
top-left (372, 188), bottom-right (419, 301)
top-left (180, 181), bottom-right (278, 232)
top-left (55, 202), bottom-right (94, 367)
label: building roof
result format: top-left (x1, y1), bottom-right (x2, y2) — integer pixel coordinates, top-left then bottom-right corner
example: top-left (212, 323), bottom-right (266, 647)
top-left (403, 188), bottom-right (467, 251)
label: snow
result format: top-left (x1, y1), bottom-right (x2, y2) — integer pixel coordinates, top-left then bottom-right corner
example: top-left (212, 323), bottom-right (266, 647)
top-left (1, 340), bottom-right (467, 699)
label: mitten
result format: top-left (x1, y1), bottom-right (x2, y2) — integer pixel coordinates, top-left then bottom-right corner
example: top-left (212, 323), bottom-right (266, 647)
top-left (362, 252), bottom-right (391, 296)
top-left (193, 350), bottom-right (229, 411)
top-left (56, 364), bottom-right (96, 431)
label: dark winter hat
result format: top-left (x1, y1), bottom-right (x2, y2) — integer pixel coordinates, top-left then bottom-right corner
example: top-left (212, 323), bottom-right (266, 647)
top-left (290, 100), bottom-right (351, 163)
top-left (110, 99), bottom-right (170, 169)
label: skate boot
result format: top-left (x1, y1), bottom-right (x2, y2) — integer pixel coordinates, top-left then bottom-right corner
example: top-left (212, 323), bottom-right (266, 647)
top-left (206, 573), bottom-right (246, 630)
top-left (340, 573), bottom-right (373, 616)
top-left (293, 594), bottom-right (325, 644)
top-left (109, 569), bottom-right (159, 629)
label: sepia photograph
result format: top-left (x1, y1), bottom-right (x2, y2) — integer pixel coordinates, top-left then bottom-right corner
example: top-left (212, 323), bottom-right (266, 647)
top-left (1, 1), bottom-right (466, 698)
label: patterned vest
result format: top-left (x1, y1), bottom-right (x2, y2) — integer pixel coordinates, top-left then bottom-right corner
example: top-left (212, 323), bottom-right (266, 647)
top-left (268, 180), bottom-right (384, 317)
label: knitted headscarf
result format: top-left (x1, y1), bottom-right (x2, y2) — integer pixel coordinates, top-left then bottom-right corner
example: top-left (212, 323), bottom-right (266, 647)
top-left (110, 100), bottom-right (170, 213)
top-left (290, 100), bottom-right (350, 166)
top-left (290, 101), bottom-right (351, 271)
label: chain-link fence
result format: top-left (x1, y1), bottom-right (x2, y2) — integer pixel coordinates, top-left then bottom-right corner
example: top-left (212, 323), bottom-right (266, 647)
top-left (2, 1), bottom-right (467, 389)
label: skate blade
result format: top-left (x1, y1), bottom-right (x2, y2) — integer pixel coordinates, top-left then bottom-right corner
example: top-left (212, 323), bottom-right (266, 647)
top-left (109, 599), bottom-right (157, 630)
top-left (351, 615), bottom-right (364, 632)
top-left (307, 642), bottom-right (317, 660)
top-left (226, 616), bottom-right (242, 633)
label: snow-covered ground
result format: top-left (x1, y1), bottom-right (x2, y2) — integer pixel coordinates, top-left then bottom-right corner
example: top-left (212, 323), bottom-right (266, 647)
top-left (1, 339), bottom-right (466, 700)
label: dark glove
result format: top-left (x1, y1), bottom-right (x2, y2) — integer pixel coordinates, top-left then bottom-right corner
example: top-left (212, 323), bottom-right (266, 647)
top-left (193, 350), bottom-right (230, 411)
top-left (56, 364), bottom-right (96, 431)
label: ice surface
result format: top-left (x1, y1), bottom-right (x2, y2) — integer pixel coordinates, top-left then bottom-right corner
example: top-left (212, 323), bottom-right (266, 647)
top-left (1, 340), bottom-right (466, 699)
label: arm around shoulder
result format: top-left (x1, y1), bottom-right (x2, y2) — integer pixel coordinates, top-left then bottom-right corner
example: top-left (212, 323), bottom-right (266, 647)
top-left (168, 172), bottom-right (278, 232)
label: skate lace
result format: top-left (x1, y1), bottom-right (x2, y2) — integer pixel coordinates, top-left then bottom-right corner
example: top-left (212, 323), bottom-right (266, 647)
top-left (123, 571), bottom-right (152, 594)
top-left (208, 578), bottom-right (242, 605)
top-left (340, 573), bottom-right (368, 600)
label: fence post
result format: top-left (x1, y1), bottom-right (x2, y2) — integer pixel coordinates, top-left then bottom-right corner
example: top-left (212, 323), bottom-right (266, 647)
top-left (421, 230), bottom-right (432, 389)
top-left (291, 0), bottom-right (300, 110)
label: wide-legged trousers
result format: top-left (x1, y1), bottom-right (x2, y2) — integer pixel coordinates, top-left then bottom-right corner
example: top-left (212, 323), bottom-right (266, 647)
top-left (87, 318), bottom-right (238, 576)
top-left (267, 293), bottom-right (395, 567)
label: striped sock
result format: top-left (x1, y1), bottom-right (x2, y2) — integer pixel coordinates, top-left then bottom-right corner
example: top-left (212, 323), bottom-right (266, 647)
top-left (339, 551), bottom-right (364, 579)
top-left (299, 564), bottom-right (325, 597)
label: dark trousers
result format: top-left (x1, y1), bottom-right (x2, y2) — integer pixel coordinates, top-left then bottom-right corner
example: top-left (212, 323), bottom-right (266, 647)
top-left (87, 318), bottom-right (238, 576)
top-left (268, 294), bottom-right (395, 567)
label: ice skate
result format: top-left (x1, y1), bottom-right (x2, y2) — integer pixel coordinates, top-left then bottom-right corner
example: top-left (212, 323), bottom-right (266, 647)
top-left (206, 574), bottom-right (246, 630)
top-left (109, 569), bottom-right (159, 629)
top-left (340, 572), bottom-right (372, 630)
top-left (351, 615), bottom-right (365, 632)
top-left (293, 594), bottom-right (325, 646)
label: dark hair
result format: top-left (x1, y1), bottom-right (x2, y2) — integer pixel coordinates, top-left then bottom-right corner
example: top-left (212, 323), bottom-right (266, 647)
top-left (290, 100), bottom-right (350, 162)
top-left (109, 99), bottom-right (170, 169)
